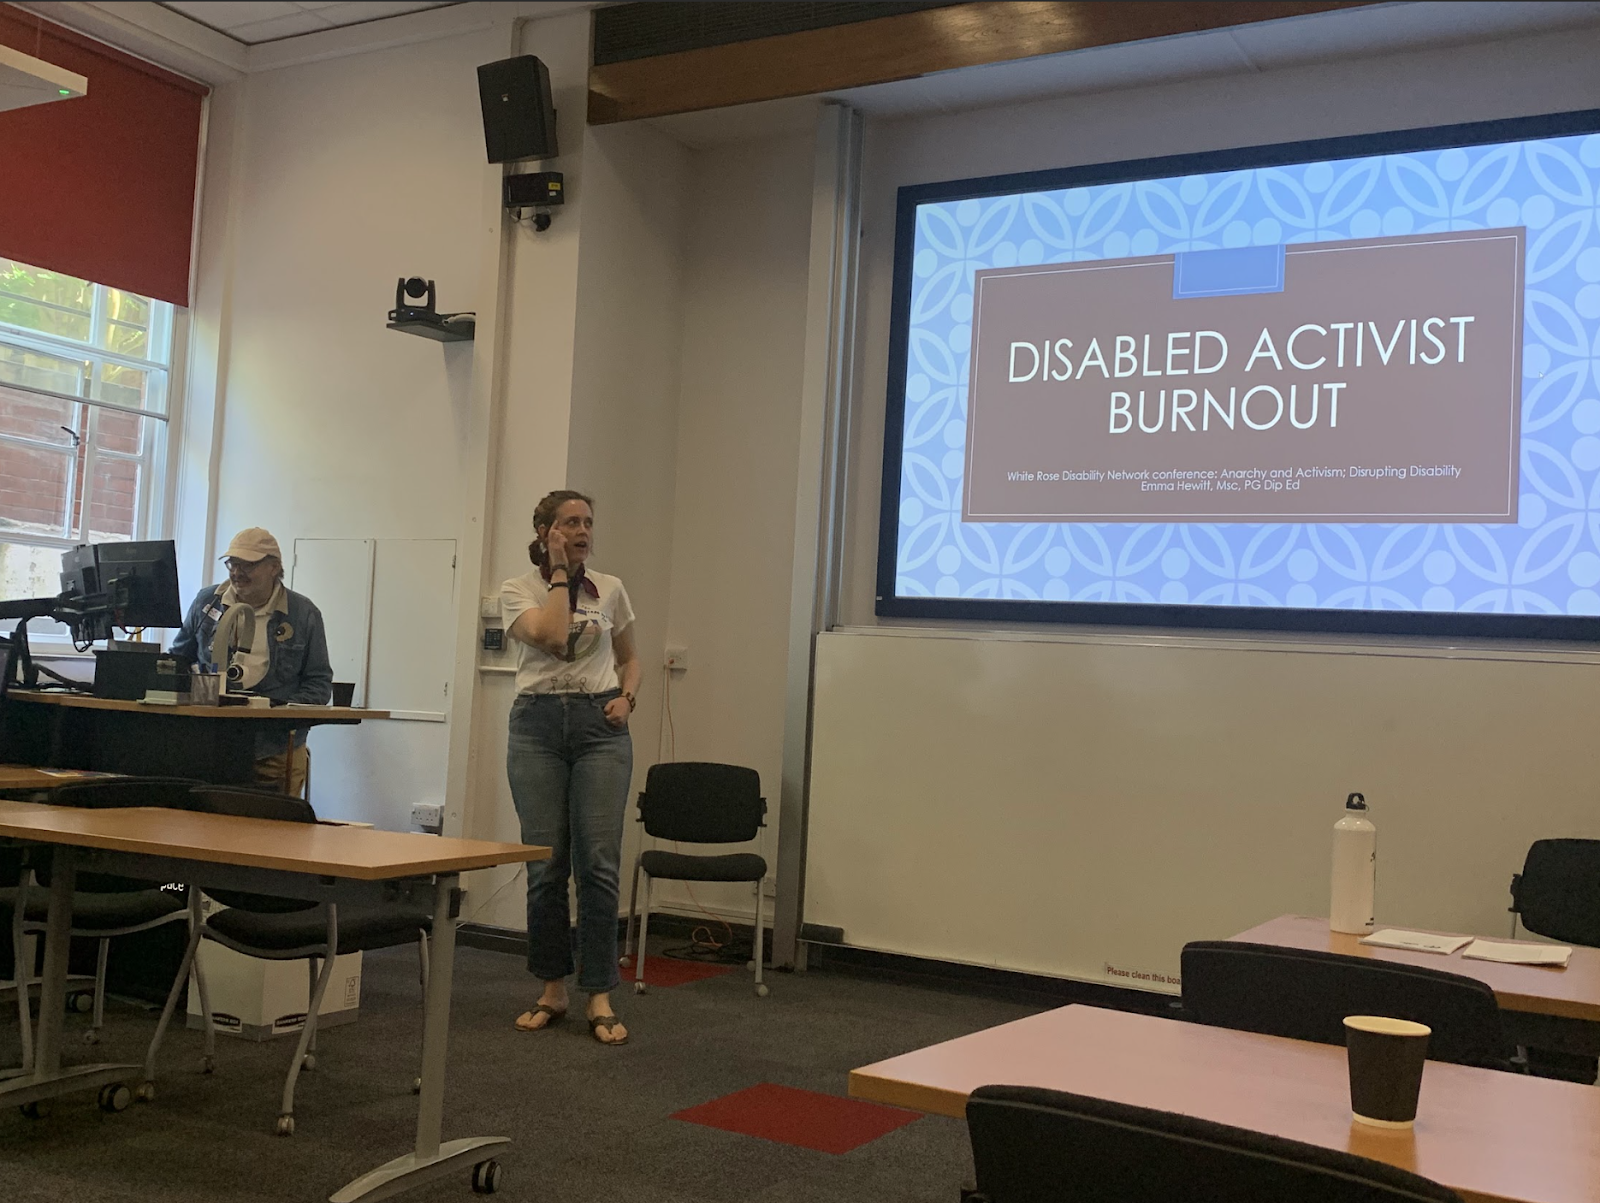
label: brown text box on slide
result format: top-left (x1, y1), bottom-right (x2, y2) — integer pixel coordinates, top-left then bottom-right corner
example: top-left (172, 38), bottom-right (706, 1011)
top-left (962, 229), bottom-right (1524, 523)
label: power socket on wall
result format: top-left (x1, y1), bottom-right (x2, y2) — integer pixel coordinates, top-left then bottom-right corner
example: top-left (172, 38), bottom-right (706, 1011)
top-left (665, 644), bottom-right (689, 671)
top-left (411, 803), bottom-right (443, 832)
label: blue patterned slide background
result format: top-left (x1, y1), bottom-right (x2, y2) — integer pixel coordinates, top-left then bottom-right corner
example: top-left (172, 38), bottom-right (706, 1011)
top-left (893, 132), bottom-right (1600, 616)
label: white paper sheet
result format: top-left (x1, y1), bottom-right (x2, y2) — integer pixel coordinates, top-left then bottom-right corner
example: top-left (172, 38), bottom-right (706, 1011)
top-left (1358, 929), bottom-right (1473, 955)
top-left (1461, 939), bottom-right (1571, 967)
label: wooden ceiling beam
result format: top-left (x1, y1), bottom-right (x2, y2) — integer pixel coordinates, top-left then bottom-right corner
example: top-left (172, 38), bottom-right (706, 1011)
top-left (588, 1), bottom-right (1375, 125)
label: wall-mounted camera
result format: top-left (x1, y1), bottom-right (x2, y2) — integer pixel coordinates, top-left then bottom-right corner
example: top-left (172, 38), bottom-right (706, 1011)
top-left (386, 277), bottom-right (475, 342)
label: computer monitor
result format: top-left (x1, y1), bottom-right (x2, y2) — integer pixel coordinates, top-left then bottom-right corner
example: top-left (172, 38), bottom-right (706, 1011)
top-left (58, 539), bottom-right (183, 639)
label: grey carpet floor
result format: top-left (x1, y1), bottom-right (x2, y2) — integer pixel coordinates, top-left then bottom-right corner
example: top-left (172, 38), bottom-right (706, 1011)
top-left (0, 943), bottom-right (1040, 1202)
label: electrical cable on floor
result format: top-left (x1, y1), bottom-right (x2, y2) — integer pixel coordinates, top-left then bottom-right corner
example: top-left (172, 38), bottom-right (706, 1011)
top-left (663, 660), bottom-right (676, 761)
top-left (459, 863), bottom-right (526, 926)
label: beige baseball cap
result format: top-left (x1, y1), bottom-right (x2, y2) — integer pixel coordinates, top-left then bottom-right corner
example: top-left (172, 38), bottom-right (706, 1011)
top-left (222, 527), bottom-right (282, 563)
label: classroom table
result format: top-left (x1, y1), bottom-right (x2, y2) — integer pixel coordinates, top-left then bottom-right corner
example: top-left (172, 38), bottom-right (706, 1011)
top-left (0, 764), bottom-right (119, 792)
top-left (1231, 914), bottom-right (1600, 1057)
top-left (0, 798), bottom-right (548, 1202)
top-left (850, 1004), bottom-right (1600, 1203)
top-left (0, 690), bottom-right (390, 786)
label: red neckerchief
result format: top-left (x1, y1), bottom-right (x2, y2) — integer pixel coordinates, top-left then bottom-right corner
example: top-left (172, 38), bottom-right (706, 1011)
top-left (541, 563), bottom-right (599, 611)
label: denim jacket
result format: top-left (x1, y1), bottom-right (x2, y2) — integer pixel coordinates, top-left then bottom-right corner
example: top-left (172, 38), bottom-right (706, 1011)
top-left (170, 583), bottom-right (334, 705)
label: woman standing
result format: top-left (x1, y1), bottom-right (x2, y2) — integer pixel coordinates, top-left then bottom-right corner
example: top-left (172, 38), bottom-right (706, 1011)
top-left (502, 489), bottom-right (640, 1045)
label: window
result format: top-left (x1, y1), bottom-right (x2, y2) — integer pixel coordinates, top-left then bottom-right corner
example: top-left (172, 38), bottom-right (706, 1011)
top-left (0, 256), bottom-right (176, 614)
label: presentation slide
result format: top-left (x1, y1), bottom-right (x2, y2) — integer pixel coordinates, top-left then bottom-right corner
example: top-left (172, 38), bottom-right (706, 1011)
top-left (879, 113), bottom-right (1600, 638)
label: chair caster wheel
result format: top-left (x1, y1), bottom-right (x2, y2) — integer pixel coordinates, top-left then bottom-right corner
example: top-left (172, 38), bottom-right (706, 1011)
top-left (136, 1082), bottom-right (155, 1103)
top-left (98, 1083), bottom-right (131, 1113)
top-left (301, 1053), bottom-right (316, 1072)
top-left (471, 1159), bottom-right (502, 1193)
top-left (20, 1100), bottom-right (50, 1120)
top-left (633, 981), bottom-right (647, 995)
top-left (67, 991), bottom-right (94, 1014)
top-left (747, 960), bottom-right (756, 971)
top-left (619, 955), bottom-right (633, 968)
top-left (756, 984), bottom-right (770, 998)
top-left (275, 1114), bottom-right (295, 1137)
top-left (201, 1056), bottom-right (215, 1075)
top-left (84, 1029), bottom-right (100, 1045)
top-left (412, 1078), bottom-right (421, 1095)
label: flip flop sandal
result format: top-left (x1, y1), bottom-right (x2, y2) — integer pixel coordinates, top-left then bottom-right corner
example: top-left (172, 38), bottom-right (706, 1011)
top-left (514, 1004), bottom-right (567, 1032)
top-left (587, 1014), bottom-right (628, 1046)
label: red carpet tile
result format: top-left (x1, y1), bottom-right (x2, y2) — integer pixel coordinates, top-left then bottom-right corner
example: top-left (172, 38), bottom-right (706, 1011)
top-left (672, 1082), bottom-right (920, 1154)
top-left (620, 956), bottom-right (734, 988)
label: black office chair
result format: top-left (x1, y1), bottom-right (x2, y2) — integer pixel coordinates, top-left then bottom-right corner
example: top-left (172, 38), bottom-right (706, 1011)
top-left (1508, 839), bottom-right (1600, 1081)
top-left (1180, 941), bottom-right (1516, 1072)
top-left (964, 1084), bottom-right (1462, 1203)
top-left (1509, 839), bottom-right (1600, 945)
top-left (621, 762), bottom-right (769, 998)
top-left (2, 777), bottom-right (200, 1053)
top-left (142, 785), bottom-right (434, 1135)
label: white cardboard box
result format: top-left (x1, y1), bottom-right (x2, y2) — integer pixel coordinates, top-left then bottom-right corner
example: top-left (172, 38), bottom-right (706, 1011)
top-left (186, 939), bottom-right (361, 1041)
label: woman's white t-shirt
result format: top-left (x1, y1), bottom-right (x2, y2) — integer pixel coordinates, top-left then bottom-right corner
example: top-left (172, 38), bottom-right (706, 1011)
top-left (500, 568), bottom-right (634, 695)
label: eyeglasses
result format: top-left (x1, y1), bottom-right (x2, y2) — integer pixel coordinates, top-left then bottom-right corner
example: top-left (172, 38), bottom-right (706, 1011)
top-left (224, 558), bottom-right (268, 572)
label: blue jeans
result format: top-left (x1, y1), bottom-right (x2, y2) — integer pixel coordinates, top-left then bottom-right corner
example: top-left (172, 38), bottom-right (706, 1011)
top-left (506, 691), bottom-right (632, 993)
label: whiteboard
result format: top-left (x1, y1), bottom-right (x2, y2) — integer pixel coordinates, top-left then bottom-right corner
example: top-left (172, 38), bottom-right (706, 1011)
top-left (290, 539), bottom-right (373, 707)
top-left (367, 538), bottom-right (456, 720)
top-left (291, 538), bottom-right (456, 717)
top-left (805, 628), bottom-right (1600, 993)
top-left (290, 538), bottom-right (456, 828)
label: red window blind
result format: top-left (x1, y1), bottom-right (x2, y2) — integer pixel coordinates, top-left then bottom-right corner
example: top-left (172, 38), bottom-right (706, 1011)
top-left (0, 4), bottom-right (207, 307)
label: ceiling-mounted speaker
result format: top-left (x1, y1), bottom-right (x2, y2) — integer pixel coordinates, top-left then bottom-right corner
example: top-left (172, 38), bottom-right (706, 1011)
top-left (477, 55), bottom-right (557, 164)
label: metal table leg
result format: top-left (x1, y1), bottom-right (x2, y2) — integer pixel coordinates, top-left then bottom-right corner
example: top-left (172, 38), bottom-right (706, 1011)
top-left (329, 873), bottom-right (507, 1203)
top-left (0, 847), bottom-right (140, 1110)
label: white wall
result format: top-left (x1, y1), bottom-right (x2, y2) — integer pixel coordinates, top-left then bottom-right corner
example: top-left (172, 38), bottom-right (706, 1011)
top-left (465, 123), bottom-right (818, 930)
top-left (182, 3), bottom-right (815, 943)
top-left (452, 9), bottom-right (598, 924)
top-left (463, 110), bottom-right (695, 930)
top-left (654, 131), bottom-right (817, 916)
top-left (807, 24), bottom-right (1600, 981)
top-left (808, 630), bottom-right (1600, 988)
top-left (186, 21), bottom-right (509, 826)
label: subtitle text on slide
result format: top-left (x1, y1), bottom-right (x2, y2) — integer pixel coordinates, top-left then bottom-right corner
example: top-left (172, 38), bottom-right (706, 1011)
top-left (1003, 464), bottom-right (1465, 494)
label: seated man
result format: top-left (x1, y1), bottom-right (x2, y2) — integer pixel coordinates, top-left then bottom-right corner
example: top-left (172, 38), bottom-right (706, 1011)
top-left (171, 528), bottom-right (332, 793)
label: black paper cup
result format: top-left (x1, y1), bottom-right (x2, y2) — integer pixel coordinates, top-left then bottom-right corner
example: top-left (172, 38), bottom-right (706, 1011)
top-left (1344, 1015), bottom-right (1430, 1128)
top-left (332, 682), bottom-right (355, 707)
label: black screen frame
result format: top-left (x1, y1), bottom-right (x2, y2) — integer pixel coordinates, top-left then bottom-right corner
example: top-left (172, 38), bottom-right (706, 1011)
top-left (875, 106), bottom-right (1600, 642)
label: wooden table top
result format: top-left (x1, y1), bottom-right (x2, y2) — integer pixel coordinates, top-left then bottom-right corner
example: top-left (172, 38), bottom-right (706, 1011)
top-left (0, 799), bottom-right (547, 880)
top-left (1232, 915), bottom-right (1600, 1024)
top-left (850, 1005), bottom-right (1600, 1203)
top-left (7, 689), bottom-right (387, 721)
top-left (0, 765), bottom-right (122, 790)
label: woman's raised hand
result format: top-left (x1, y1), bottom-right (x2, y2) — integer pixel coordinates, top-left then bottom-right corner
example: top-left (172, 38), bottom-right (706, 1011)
top-left (545, 527), bottom-right (569, 569)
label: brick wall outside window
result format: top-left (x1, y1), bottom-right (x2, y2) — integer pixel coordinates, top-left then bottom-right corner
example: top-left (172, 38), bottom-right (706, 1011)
top-left (0, 259), bottom-right (172, 628)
